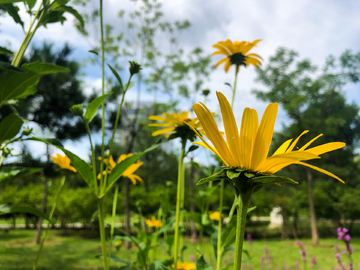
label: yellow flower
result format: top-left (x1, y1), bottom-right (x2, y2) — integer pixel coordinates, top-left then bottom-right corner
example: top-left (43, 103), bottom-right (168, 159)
top-left (191, 91), bottom-right (346, 182)
top-left (172, 262), bottom-right (196, 270)
top-left (51, 154), bottom-right (77, 173)
top-left (209, 211), bottom-right (220, 221)
top-left (212, 39), bottom-right (262, 73)
top-left (145, 216), bottom-right (163, 228)
top-left (148, 111), bottom-right (205, 141)
top-left (98, 153), bottom-right (143, 185)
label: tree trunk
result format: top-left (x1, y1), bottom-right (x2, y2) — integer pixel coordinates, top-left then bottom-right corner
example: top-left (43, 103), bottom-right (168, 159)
top-left (189, 158), bottom-right (197, 242)
top-left (35, 177), bottom-right (49, 244)
top-left (292, 209), bottom-right (299, 240)
top-left (307, 169), bottom-right (319, 245)
top-left (281, 214), bottom-right (288, 240)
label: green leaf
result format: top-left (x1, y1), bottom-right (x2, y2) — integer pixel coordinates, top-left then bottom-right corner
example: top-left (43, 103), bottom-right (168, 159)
top-left (196, 256), bottom-right (212, 270)
top-left (226, 170), bottom-right (241, 179)
top-left (105, 141), bottom-right (161, 195)
top-left (222, 263), bottom-right (234, 270)
top-left (22, 61), bottom-right (70, 75)
top-left (108, 64), bottom-right (123, 89)
top-left (0, 166), bottom-right (42, 184)
top-left (247, 206), bottom-right (257, 214)
top-left (222, 246), bottom-right (235, 257)
top-left (149, 260), bottom-right (168, 270)
top-left (84, 93), bottom-right (112, 124)
top-left (89, 50), bottom-right (99, 56)
top-left (3, 4), bottom-right (24, 28)
top-left (250, 175), bottom-right (298, 185)
top-left (0, 0), bottom-right (25, 3)
top-left (0, 46), bottom-right (13, 55)
top-left (186, 145), bottom-right (199, 155)
top-left (0, 204), bottom-right (48, 220)
top-left (26, 137), bottom-right (94, 188)
top-left (196, 169), bottom-right (226, 185)
top-left (54, 5), bottom-right (84, 29)
top-left (26, 0), bottom-right (36, 9)
top-left (0, 114), bottom-right (23, 144)
top-left (221, 216), bottom-right (237, 249)
top-left (0, 250), bottom-right (22, 255)
top-left (96, 254), bottom-right (130, 265)
top-left (0, 61), bottom-right (26, 73)
top-left (40, 10), bottom-right (66, 26)
top-left (124, 81), bottom-right (134, 90)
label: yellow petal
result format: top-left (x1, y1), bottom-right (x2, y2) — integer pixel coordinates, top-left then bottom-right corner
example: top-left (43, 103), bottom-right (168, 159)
top-left (224, 60), bottom-right (232, 73)
top-left (246, 53), bottom-right (263, 60)
top-left (148, 123), bottom-right (174, 127)
top-left (212, 44), bottom-right (231, 56)
top-left (251, 103), bottom-right (278, 171)
top-left (239, 108), bottom-right (259, 168)
top-left (148, 115), bottom-right (172, 122)
top-left (216, 92), bottom-right (241, 166)
top-left (299, 134), bottom-right (323, 150)
top-left (193, 103), bottom-right (236, 166)
top-left (305, 142), bottom-right (346, 155)
top-left (128, 175), bottom-right (137, 185)
top-left (123, 161), bottom-right (143, 176)
top-left (294, 162), bottom-right (345, 183)
top-left (273, 139), bottom-right (293, 155)
top-left (214, 57), bottom-right (228, 68)
top-left (286, 130), bottom-right (309, 152)
top-left (152, 127), bottom-right (175, 136)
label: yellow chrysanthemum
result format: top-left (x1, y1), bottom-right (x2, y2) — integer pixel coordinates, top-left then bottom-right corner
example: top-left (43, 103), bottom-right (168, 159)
top-left (191, 91), bottom-right (346, 182)
top-left (51, 154), bottom-right (77, 173)
top-left (209, 211), bottom-right (220, 221)
top-left (172, 262), bottom-right (196, 270)
top-left (212, 39), bottom-right (262, 73)
top-left (145, 216), bottom-right (163, 228)
top-left (148, 111), bottom-right (206, 141)
top-left (98, 153), bottom-right (143, 185)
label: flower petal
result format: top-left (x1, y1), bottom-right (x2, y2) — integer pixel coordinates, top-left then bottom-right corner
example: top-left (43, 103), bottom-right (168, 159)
top-left (305, 142), bottom-right (346, 155)
top-left (214, 57), bottom-right (229, 68)
top-left (299, 134), bottom-right (323, 150)
top-left (216, 92), bottom-right (241, 166)
top-left (273, 139), bottom-right (293, 155)
top-left (152, 127), bottom-right (175, 136)
top-left (286, 130), bottom-right (309, 152)
top-left (251, 103), bottom-right (278, 171)
top-left (294, 162), bottom-right (345, 183)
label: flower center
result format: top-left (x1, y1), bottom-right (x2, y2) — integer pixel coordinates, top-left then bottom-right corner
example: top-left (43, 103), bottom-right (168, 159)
top-left (229, 52), bottom-right (247, 67)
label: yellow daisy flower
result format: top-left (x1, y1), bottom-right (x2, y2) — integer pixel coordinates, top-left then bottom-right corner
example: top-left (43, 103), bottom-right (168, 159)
top-left (98, 153), bottom-right (143, 185)
top-left (148, 111), bottom-right (205, 141)
top-left (209, 211), bottom-right (220, 221)
top-left (212, 39), bottom-right (262, 73)
top-left (173, 262), bottom-right (196, 270)
top-left (51, 154), bottom-right (77, 173)
top-left (191, 91), bottom-right (345, 182)
top-left (145, 216), bottom-right (163, 228)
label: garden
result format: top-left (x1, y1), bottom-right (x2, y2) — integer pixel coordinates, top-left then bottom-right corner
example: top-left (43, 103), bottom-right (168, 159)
top-left (1, 0), bottom-right (360, 269)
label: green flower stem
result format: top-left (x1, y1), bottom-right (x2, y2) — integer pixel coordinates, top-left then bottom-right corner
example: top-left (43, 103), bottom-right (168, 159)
top-left (12, 2), bottom-right (46, 67)
top-left (97, 197), bottom-right (109, 270)
top-left (231, 65), bottom-right (239, 108)
top-left (228, 198), bottom-right (237, 221)
top-left (174, 140), bottom-right (186, 267)
top-left (99, 0), bottom-right (106, 193)
top-left (102, 75), bottom-right (132, 193)
top-left (33, 176), bottom-right (66, 270)
top-left (84, 122), bottom-right (99, 195)
top-left (233, 190), bottom-right (253, 270)
top-left (108, 184), bottom-right (119, 266)
top-left (216, 179), bottom-right (224, 270)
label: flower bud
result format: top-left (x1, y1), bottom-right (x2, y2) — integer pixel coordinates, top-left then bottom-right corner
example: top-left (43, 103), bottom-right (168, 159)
top-left (129, 61), bottom-right (141, 76)
top-left (202, 88), bottom-right (210, 97)
top-left (70, 104), bottom-right (84, 117)
top-left (22, 127), bottom-right (32, 136)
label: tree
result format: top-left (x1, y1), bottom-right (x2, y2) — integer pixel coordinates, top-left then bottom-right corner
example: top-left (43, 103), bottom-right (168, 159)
top-left (253, 47), bottom-right (360, 244)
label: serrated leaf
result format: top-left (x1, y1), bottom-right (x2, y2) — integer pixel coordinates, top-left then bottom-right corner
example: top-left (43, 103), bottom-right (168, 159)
top-left (54, 5), bottom-right (84, 29)
top-left (0, 61), bottom-right (26, 73)
top-left (0, 114), bottom-right (23, 144)
top-left (84, 93), bottom-right (112, 124)
top-left (105, 141), bottom-right (161, 194)
top-left (196, 169), bottom-right (226, 185)
top-left (0, 46), bottom-right (13, 55)
top-left (3, 4), bottom-right (24, 28)
top-left (26, 137), bottom-right (94, 189)
top-left (250, 175), bottom-right (298, 185)
top-left (226, 170), bottom-right (241, 179)
top-left (0, 204), bottom-right (48, 220)
top-left (108, 64), bottom-right (123, 89)
top-left (196, 255), bottom-right (212, 270)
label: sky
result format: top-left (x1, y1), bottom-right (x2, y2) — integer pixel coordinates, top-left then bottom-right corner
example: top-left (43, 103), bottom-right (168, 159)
top-left (1, 0), bottom-right (360, 162)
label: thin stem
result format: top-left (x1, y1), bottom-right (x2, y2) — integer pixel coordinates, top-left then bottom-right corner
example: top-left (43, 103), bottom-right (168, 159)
top-left (108, 184), bottom-right (119, 267)
top-left (228, 197), bottom-right (237, 221)
top-left (98, 197), bottom-right (109, 270)
top-left (33, 176), bottom-right (66, 270)
top-left (231, 65), bottom-right (239, 108)
top-left (233, 191), bottom-right (253, 270)
top-left (99, 0), bottom-right (106, 194)
top-left (216, 179), bottom-right (224, 270)
top-left (102, 75), bottom-right (132, 192)
top-left (173, 140), bottom-right (186, 267)
top-left (85, 122), bottom-right (98, 195)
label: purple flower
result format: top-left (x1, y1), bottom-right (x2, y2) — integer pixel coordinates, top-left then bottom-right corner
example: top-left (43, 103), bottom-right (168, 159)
top-left (189, 254), bottom-right (195, 262)
top-left (343, 249), bottom-right (347, 254)
top-left (344, 234), bottom-right (351, 242)
top-left (295, 261), bottom-right (300, 270)
top-left (301, 256), bottom-right (306, 261)
top-left (247, 233), bottom-right (252, 245)
top-left (335, 253), bottom-right (341, 263)
top-left (283, 262), bottom-right (288, 270)
top-left (310, 257), bottom-right (316, 265)
top-left (300, 250), bottom-right (308, 256)
top-left (261, 255), bottom-right (266, 269)
top-left (349, 244), bottom-right (354, 254)
top-left (349, 262), bottom-right (353, 270)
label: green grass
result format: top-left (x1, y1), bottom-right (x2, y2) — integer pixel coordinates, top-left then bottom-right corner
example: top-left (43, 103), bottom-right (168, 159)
top-left (0, 229), bottom-right (358, 269)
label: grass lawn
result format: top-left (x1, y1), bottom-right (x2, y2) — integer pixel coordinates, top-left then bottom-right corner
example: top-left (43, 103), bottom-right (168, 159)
top-left (0, 229), bottom-right (359, 269)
